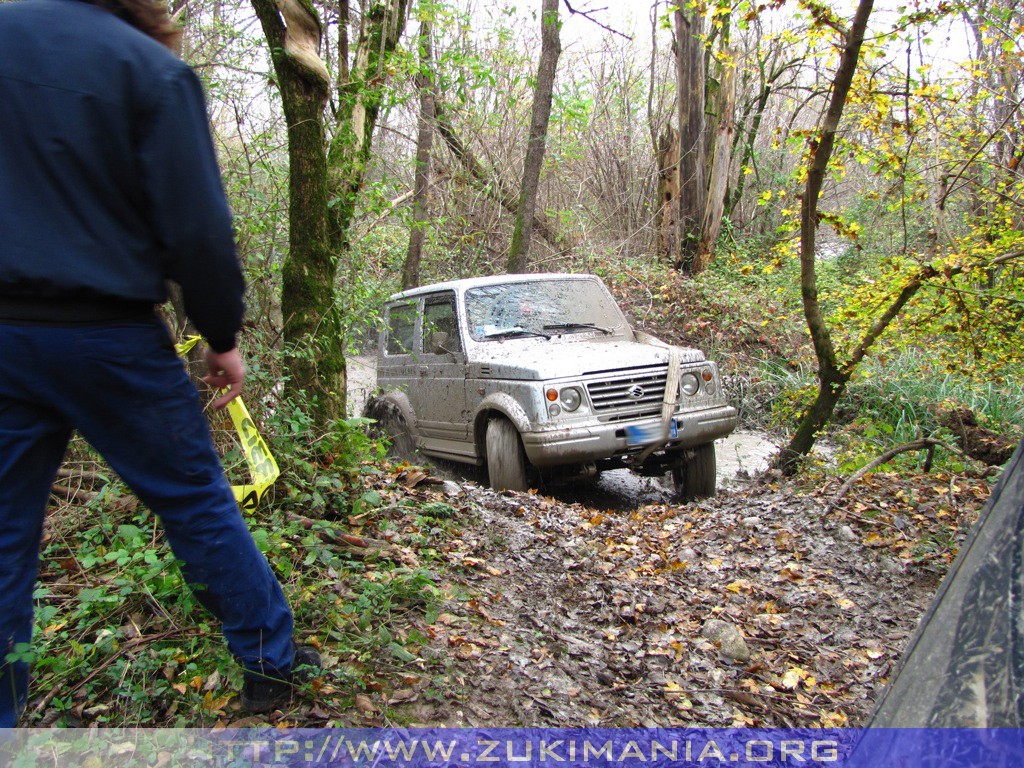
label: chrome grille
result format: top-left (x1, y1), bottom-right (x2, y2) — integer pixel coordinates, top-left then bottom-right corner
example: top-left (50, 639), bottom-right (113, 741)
top-left (586, 365), bottom-right (668, 421)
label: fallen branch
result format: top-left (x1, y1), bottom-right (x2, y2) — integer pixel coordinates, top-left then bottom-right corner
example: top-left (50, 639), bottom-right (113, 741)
top-left (825, 437), bottom-right (959, 514)
top-left (434, 98), bottom-right (570, 253)
top-left (285, 512), bottom-right (414, 564)
top-left (50, 483), bottom-right (99, 505)
top-left (57, 467), bottom-right (110, 484)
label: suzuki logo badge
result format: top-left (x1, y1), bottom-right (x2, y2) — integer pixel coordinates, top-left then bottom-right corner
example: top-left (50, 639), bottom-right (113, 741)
top-left (627, 385), bottom-right (645, 399)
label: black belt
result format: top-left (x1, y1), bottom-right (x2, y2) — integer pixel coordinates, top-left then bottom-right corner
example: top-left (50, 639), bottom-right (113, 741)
top-left (0, 295), bottom-right (156, 325)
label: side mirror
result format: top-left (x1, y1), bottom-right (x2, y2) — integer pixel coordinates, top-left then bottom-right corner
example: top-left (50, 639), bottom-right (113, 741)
top-left (429, 331), bottom-right (452, 355)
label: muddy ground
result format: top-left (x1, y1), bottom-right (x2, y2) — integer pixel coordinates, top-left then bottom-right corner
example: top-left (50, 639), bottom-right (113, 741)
top-left (332, 355), bottom-right (991, 729)
top-left (312, 460), bottom-right (990, 729)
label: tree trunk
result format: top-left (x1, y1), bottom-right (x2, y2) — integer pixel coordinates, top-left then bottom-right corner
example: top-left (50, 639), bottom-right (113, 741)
top-left (252, 0), bottom-right (409, 425)
top-left (674, 4), bottom-right (706, 274)
top-left (655, 128), bottom-right (680, 261)
top-left (506, 0), bottom-right (562, 274)
top-left (250, 0), bottom-right (341, 423)
top-left (402, 16), bottom-right (435, 290)
top-left (776, 0), bottom-right (875, 473)
top-left (697, 43), bottom-right (737, 270)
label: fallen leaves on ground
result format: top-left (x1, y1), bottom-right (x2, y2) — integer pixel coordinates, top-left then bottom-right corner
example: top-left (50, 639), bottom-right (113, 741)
top-left (359, 466), bottom-right (991, 728)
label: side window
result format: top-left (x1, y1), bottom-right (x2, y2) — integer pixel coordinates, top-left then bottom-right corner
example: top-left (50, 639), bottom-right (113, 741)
top-left (385, 303), bottom-right (416, 356)
top-left (422, 295), bottom-right (461, 354)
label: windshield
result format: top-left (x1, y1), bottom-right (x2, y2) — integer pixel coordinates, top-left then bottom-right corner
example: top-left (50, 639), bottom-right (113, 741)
top-left (464, 278), bottom-right (627, 342)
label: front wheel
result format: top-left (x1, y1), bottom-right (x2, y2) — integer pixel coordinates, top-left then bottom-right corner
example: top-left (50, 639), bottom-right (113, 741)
top-left (485, 418), bottom-right (530, 492)
top-left (671, 442), bottom-right (717, 501)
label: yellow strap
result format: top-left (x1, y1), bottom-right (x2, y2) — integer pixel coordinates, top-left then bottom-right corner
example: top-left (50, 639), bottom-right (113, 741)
top-left (175, 335), bottom-right (280, 511)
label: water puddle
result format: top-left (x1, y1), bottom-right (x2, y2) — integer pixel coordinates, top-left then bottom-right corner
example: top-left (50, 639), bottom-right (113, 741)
top-left (717, 429), bottom-right (780, 487)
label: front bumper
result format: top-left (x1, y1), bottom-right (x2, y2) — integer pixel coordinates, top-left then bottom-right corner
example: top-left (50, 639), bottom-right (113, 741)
top-left (520, 405), bottom-right (738, 468)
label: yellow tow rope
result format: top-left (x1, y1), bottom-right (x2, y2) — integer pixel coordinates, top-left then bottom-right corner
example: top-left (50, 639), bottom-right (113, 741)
top-left (175, 335), bottom-right (280, 511)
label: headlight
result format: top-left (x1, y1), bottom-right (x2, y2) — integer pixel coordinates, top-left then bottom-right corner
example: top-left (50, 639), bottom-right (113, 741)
top-left (560, 387), bottom-right (582, 411)
top-left (680, 373), bottom-right (700, 396)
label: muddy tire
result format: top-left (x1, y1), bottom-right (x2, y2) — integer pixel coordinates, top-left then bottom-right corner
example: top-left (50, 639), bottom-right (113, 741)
top-left (672, 442), bottom-right (717, 501)
top-left (366, 398), bottom-right (417, 460)
top-left (485, 418), bottom-right (530, 492)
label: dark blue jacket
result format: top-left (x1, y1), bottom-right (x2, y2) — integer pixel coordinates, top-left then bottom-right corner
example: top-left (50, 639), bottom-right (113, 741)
top-left (0, 0), bottom-right (244, 351)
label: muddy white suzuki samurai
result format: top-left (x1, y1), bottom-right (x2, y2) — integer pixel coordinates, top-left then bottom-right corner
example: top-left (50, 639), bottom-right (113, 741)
top-left (365, 273), bottom-right (737, 499)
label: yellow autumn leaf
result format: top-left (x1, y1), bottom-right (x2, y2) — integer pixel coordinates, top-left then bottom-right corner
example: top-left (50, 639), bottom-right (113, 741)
top-left (202, 692), bottom-right (232, 712)
top-left (819, 711), bottom-right (848, 727)
top-left (781, 667), bottom-right (808, 689)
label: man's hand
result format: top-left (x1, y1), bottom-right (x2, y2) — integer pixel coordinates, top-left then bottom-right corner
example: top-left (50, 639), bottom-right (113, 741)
top-left (203, 347), bottom-right (245, 409)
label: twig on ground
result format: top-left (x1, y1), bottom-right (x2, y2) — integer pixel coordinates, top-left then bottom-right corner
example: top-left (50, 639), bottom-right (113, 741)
top-left (31, 628), bottom-right (200, 717)
top-left (51, 484), bottom-right (99, 505)
top-left (285, 511), bottom-right (410, 562)
top-left (825, 437), bottom-right (960, 514)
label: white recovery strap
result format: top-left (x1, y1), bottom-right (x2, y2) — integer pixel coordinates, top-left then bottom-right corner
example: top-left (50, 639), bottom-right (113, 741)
top-left (633, 331), bottom-right (682, 465)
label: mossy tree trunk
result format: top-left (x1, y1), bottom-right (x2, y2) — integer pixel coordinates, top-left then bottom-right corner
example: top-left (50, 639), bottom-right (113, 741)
top-left (251, 0), bottom-right (339, 422)
top-left (251, 0), bottom-right (409, 425)
top-left (326, 0), bottom-right (410, 251)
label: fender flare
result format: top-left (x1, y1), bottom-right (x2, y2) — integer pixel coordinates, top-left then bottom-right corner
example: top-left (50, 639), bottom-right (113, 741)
top-left (365, 390), bottom-right (419, 436)
top-left (472, 392), bottom-right (533, 459)
top-left (474, 392), bottom-right (532, 434)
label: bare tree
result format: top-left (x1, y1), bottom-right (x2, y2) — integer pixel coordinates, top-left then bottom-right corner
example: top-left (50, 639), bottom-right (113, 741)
top-left (402, 14), bottom-right (436, 290)
top-left (507, 0), bottom-right (562, 273)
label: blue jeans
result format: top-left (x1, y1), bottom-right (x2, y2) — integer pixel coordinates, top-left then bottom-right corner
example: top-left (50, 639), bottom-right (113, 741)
top-left (0, 319), bottom-right (294, 726)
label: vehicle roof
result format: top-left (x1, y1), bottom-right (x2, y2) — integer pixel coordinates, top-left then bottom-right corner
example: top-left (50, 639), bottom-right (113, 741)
top-left (386, 273), bottom-right (601, 302)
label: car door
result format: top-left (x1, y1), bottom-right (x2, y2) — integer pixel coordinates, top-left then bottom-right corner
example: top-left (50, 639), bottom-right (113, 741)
top-left (407, 291), bottom-right (472, 458)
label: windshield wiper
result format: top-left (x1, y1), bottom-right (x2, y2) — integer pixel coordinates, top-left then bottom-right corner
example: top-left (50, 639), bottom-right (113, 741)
top-left (484, 328), bottom-right (552, 340)
top-left (543, 322), bottom-right (612, 335)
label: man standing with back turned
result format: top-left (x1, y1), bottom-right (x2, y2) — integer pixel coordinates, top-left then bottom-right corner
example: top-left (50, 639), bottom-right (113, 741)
top-left (0, 0), bottom-right (316, 725)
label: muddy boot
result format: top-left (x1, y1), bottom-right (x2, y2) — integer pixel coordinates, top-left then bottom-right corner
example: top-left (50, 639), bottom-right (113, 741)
top-left (241, 646), bottom-right (321, 713)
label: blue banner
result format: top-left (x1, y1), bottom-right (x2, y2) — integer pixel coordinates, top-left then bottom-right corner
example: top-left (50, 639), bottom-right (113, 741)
top-left (2, 728), bottom-right (1023, 767)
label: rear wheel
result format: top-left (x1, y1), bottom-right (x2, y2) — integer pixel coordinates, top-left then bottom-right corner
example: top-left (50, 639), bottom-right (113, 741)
top-left (366, 398), bottom-right (416, 460)
top-left (671, 442), bottom-right (717, 501)
top-left (485, 418), bottom-right (530, 492)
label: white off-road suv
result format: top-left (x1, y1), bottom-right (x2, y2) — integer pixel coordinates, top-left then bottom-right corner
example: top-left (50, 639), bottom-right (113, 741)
top-left (365, 273), bottom-right (737, 499)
